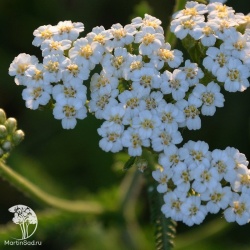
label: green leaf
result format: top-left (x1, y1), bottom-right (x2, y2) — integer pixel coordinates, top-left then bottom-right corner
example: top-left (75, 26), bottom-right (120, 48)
top-left (123, 156), bottom-right (137, 171)
top-left (148, 184), bottom-right (177, 250)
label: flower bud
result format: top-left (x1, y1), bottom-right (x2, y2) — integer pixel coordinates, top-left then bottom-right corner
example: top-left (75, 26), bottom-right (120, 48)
top-left (2, 141), bottom-right (12, 152)
top-left (0, 109), bottom-right (6, 124)
top-left (0, 125), bottom-right (7, 139)
top-left (5, 118), bottom-right (17, 134)
top-left (12, 130), bottom-right (25, 145)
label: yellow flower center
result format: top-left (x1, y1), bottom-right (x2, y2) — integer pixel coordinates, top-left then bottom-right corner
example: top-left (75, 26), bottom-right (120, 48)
top-left (44, 61), bottom-right (59, 73)
top-left (228, 69), bottom-right (240, 81)
top-left (63, 105), bottom-right (76, 117)
top-left (40, 29), bottom-right (53, 39)
top-left (32, 69), bottom-right (43, 81)
top-left (142, 33), bottom-right (155, 45)
top-left (184, 105), bottom-right (200, 119)
top-left (113, 29), bottom-right (126, 40)
top-left (93, 34), bottom-right (105, 45)
top-left (67, 64), bottom-right (79, 76)
top-left (79, 44), bottom-right (93, 59)
top-left (183, 7), bottom-right (198, 16)
top-left (158, 49), bottom-right (174, 61)
top-left (202, 92), bottom-right (215, 105)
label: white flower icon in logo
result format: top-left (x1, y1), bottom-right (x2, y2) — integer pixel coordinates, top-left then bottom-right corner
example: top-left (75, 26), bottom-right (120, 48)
top-left (8, 205), bottom-right (38, 240)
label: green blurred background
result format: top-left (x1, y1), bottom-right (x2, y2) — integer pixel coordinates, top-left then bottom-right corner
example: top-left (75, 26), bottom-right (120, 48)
top-left (0, 0), bottom-right (250, 249)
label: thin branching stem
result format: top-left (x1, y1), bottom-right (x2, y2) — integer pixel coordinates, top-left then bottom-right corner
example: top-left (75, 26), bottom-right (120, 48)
top-left (0, 161), bottom-right (105, 214)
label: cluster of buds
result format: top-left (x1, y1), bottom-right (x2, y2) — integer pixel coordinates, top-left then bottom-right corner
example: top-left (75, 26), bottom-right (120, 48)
top-left (0, 109), bottom-right (24, 159)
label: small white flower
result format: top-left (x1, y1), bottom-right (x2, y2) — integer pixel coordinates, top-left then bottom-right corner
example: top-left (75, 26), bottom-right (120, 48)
top-left (69, 38), bottom-right (104, 69)
top-left (181, 196), bottom-right (207, 226)
top-left (141, 91), bottom-right (164, 113)
top-left (9, 53), bottom-right (39, 85)
top-left (232, 164), bottom-right (250, 193)
top-left (210, 19), bottom-right (237, 40)
top-left (102, 104), bottom-right (126, 126)
top-left (101, 47), bottom-right (129, 78)
top-left (123, 54), bottom-right (144, 80)
top-left (217, 58), bottom-right (250, 92)
top-left (189, 82), bottom-right (225, 116)
top-left (201, 184), bottom-right (232, 214)
top-left (110, 23), bottom-right (136, 47)
top-left (161, 191), bottom-right (186, 221)
top-left (161, 69), bottom-right (189, 101)
top-left (61, 58), bottom-right (90, 84)
top-left (211, 149), bottom-right (236, 182)
top-left (131, 14), bottom-right (164, 33)
top-left (121, 127), bottom-right (150, 156)
top-left (173, 1), bottom-right (208, 20)
top-left (89, 90), bottom-right (118, 119)
top-left (41, 39), bottom-right (72, 57)
top-left (176, 99), bottom-right (201, 130)
top-left (224, 193), bottom-right (250, 225)
top-left (172, 162), bottom-right (193, 193)
top-left (86, 26), bottom-right (113, 51)
top-left (25, 64), bottom-right (49, 86)
top-left (192, 22), bottom-right (218, 47)
top-left (132, 110), bottom-right (161, 139)
top-left (180, 60), bottom-right (204, 86)
top-left (118, 89), bottom-right (145, 122)
top-left (152, 167), bottom-right (174, 193)
top-left (22, 83), bottom-right (52, 110)
top-left (170, 15), bottom-right (205, 40)
top-left (157, 102), bottom-right (185, 131)
top-left (180, 140), bottom-right (211, 170)
top-left (134, 26), bottom-right (164, 56)
top-left (98, 123), bottom-right (124, 153)
top-left (131, 67), bottom-right (161, 96)
top-left (191, 165), bottom-right (220, 193)
top-left (151, 126), bottom-right (182, 152)
top-left (223, 31), bottom-right (250, 60)
top-left (90, 71), bottom-right (118, 95)
top-left (32, 25), bottom-right (57, 47)
top-left (52, 82), bottom-right (87, 105)
top-left (158, 144), bottom-right (185, 168)
top-left (43, 54), bottom-right (66, 83)
top-left (53, 97), bottom-right (87, 129)
top-left (150, 43), bottom-right (183, 70)
top-left (54, 21), bottom-right (84, 41)
top-left (203, 46), bottom-right (231, 76)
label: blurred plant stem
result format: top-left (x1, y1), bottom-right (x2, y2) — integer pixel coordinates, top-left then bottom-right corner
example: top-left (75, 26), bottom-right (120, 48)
top-left (0, 161), bottom-right (105, 214)
top-left (119, 167), bottom-right (149, 250)
top-left (165, 0), bottom-right (187, 46)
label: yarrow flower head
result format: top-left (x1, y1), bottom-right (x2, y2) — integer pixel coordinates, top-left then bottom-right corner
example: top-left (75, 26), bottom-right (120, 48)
top-left (8, 1), bottom-right (250, 227)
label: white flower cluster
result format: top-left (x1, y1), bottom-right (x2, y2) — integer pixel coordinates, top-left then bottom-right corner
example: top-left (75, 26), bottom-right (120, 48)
top-left (8, 1), bottom-right (250, 226)
top-left (171, 1), bottom-right (250, 92)
top-left (153, 141), bottom-right (250, 226)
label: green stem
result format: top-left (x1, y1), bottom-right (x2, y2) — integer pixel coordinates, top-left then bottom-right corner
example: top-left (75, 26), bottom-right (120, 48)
top-left (0, 161), bottom-right (105, 214)
top-left (165, 0), bottom-right (187, 47)
top-left (118, 168), bottom-right (149, 250)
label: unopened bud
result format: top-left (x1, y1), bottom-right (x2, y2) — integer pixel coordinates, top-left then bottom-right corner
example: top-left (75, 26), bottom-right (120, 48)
top-left (0, 125), bottom-right (7, 139)
top-left (12, 130), bottom-right (25, 145)
top-left (5, 118), bottom-right (17, 134)
top-left (2, 141), bottom-right (12, 151)
top-left (0, 109), bottom-right (6, 124)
